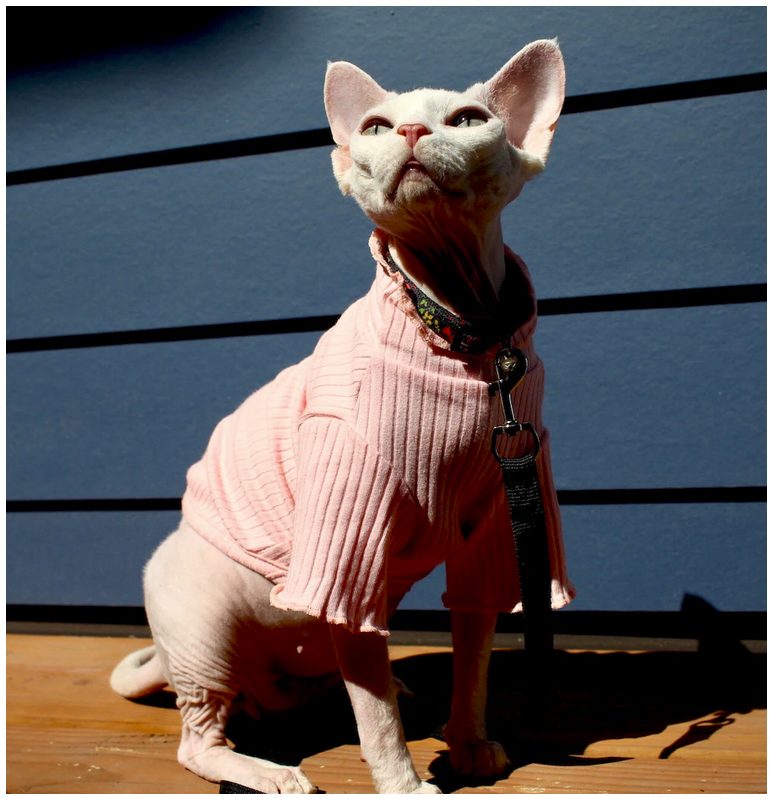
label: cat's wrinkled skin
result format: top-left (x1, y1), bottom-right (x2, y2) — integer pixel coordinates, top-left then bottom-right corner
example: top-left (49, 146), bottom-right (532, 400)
top-left (111, 39), bottom-right (565, 794)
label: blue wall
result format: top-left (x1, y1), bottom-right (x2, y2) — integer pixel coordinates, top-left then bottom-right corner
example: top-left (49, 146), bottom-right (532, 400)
top-left (7, 7), bottom-right (766, 613)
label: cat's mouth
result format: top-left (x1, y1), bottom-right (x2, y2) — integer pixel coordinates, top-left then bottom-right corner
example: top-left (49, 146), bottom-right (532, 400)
top-left (397, 159), bottom-right (431, 185)
top-left (402, 159), bottom-right (426, 173)
top-left (382, 157), bottom-right (445, 205)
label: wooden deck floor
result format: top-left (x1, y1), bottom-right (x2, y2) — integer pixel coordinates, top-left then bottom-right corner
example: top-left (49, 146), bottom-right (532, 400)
top-left (7, 633), bottom-right (766, 794)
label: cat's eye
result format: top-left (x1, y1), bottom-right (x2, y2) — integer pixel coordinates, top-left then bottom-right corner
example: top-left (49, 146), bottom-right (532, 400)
top-left (360, 118), bottom-right (394, 136)
top-left (450, 109), bottom-right (489, 128)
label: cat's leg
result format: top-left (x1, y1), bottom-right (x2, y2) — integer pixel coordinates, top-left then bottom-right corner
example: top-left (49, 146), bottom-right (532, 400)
top-left (143, 525), bottom-right (319, 793)
top-left (444, 609), bottom-right (510, 778)
top-left (172, 674), bottom-right (316, 793)
top-left (330, 625), bottom-right (441, 794)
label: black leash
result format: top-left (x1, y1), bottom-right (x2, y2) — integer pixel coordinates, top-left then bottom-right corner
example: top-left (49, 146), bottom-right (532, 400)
top-left (489, 346), bottom-right (554, 656)
top-left (220, 781), bottom-right (263, 794)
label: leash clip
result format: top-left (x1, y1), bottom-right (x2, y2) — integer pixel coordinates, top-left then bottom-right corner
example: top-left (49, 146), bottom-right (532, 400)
top-left (492, 422), bottom-right (541, 463)
top-left (489, 347), bottom-right (541, 462)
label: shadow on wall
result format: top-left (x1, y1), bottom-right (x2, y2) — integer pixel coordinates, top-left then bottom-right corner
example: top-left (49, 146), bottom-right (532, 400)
top-left (199, 594), bottom-right (763, 791)
top-left (7, 7), bottom-right (257, 74)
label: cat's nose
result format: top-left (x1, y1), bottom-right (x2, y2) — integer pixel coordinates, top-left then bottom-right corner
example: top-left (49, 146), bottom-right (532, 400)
top-left (397, 123), bottom-right (430, 149)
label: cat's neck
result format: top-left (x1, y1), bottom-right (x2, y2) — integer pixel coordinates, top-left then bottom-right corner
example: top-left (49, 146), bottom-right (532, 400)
top-left (385, 216), bottom-right (506, 319)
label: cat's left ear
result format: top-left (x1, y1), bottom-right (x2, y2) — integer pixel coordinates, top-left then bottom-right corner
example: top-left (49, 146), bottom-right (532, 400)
top-left (324, 62), bottom-right (392, 146)
top-left (477, 39), bottom-right (566, 163)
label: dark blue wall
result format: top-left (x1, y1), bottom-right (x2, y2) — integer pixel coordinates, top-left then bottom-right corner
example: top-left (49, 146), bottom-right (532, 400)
top-left (7, 7), bottom-right (766, 613)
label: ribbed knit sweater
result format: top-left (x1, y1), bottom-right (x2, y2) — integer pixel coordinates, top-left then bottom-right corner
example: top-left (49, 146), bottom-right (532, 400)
top-left (182, 230), bottom-right (574, 635)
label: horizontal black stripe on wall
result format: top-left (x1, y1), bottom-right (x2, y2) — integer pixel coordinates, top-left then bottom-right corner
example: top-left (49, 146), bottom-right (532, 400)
top-left (538, 283), bottom-right (766, 315)
top-left (6, 602), bottom-right (766, 641)
top-left (6, 283), bottom-right (765, 355)
top-left (7, 498), bottom-right (183, 513)
top-left (563, 71), bottom-right (766, 114)
top-left (7, 314), bottom-right (341, 354)
top-left (6, 72), bottom-right (765, 186)
top-left (6, 487), bottom-right (766, 514)
top-left (7, 129), bottom-right (333, 186)
top-left (558, 486), bottom-right (766, 505)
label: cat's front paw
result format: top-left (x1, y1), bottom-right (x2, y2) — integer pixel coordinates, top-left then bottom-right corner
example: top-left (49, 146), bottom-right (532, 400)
top-left (409, 780), bottom-right (442, 793)
top-left (447, 739), bottom-right (510, 778)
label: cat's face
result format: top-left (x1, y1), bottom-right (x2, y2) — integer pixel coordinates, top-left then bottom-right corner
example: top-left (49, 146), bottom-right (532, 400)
top-left (339, 87), bottom-right (531, 223)
top-left (325, 40), bottom-right (565, 236)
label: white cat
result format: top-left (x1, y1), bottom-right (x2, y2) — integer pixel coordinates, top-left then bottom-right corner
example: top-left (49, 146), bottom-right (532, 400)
top-left (110, 39), bottom-right (570, 794)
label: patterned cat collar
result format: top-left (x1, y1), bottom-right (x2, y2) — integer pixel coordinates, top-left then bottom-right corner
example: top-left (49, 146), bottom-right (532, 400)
top-left (383, 248), bottom-right (533, 355)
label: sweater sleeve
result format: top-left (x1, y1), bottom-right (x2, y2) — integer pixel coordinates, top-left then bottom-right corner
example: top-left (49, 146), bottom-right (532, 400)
top-left (269, 414), bottom-right (413, 635)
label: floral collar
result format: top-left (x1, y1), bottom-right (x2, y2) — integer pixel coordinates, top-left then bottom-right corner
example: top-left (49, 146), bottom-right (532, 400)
top-left (380, 243), bottom-right (535, 355)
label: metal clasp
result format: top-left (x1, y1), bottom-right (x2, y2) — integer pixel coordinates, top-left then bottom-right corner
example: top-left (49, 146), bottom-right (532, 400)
top-left (488, 347), bottom-right (528, 421)
top-left (491, 421), bottom-right (541, 463)
top-left (488, 347), bottom-right (541, 462)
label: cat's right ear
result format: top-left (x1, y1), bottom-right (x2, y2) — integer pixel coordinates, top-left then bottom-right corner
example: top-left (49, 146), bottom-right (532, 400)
top-left (478, 39), bottom-right (566, 166)
top-left (324, 62), bottom-right (392, 146)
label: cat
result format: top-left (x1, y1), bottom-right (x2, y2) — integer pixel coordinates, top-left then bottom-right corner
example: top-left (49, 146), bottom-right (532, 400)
top-left (110, 39), bottom-right (573, 794)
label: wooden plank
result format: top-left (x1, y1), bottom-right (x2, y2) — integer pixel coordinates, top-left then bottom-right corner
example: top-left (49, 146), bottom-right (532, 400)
top-left (6, 504), bottom-right (767, 612)
top-left (7, 306), bottom-right (766, 501)
top-left (6, 151), bottom-right (372, 340)
top-left (7, 7), bottom-right (765, 171)
top-left (7, 95), bottom-right (766, 341)
top-left (7, 635), bottom-right (766, 794)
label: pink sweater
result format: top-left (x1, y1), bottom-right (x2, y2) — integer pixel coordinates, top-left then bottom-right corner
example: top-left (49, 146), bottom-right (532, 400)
top-left (182, 230), bottom-right (574, 635)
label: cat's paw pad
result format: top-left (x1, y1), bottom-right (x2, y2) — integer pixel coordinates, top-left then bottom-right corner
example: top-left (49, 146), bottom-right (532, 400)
top-left (448, 739), bottom-right (509, 778)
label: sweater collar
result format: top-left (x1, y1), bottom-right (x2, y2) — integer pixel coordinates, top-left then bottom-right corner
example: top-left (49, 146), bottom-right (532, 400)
top-left (369, 229), bottom-right (536, 355)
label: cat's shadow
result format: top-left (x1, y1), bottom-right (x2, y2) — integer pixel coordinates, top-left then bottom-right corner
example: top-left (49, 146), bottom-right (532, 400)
top-left (220, 636), bottom-right (764, 792)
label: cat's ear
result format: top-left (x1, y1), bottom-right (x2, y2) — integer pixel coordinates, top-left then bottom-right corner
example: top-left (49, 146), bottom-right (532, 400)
top-left (324, 62), bottom-right (392, 146)
top-left (477, 39), bottom-right (565, 164)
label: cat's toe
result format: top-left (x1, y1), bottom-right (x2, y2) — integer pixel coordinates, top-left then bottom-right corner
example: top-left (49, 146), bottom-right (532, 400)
top-left (277, 766), bottom-right (317, 794)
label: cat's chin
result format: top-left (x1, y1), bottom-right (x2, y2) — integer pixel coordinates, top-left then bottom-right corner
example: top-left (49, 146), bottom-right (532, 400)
top-left (382, 169), bottom-right (442, 210)
top-left (399, 169), bottom-right (438, 195)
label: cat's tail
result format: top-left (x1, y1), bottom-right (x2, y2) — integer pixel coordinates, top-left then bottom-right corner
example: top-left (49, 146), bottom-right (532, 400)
top-left (109, 644), bottom-right (168, 698)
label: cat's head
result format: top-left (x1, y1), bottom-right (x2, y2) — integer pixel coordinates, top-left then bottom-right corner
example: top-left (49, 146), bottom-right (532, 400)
top-left (324, 39), bottom-right (565, 234)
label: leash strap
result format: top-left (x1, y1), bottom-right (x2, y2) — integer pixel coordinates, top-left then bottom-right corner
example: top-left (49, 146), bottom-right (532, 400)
top-left (489, 347), bottom-right (554, 655)
top-left (220, 781), bottom-right (263, 793)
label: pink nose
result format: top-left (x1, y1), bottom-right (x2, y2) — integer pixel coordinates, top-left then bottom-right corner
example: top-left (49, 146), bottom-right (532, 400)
top-left (397, 123), bottom-right (430, 149)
